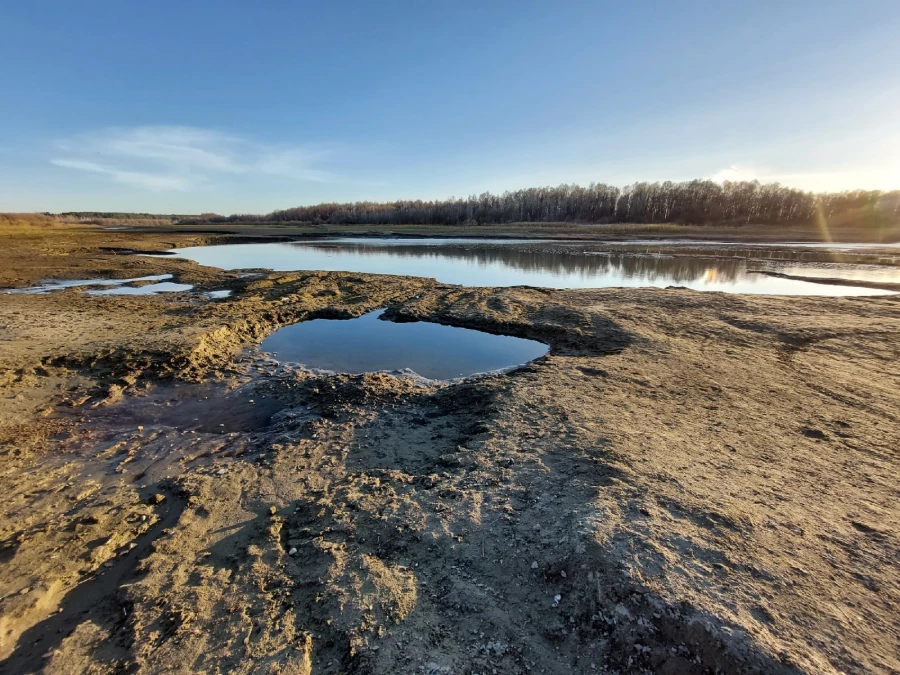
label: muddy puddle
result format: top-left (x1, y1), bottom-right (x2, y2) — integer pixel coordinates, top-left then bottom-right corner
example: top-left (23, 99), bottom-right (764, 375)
top-left (169, 237), bottom-right (900, 295)
top-left (88, 379), bottom-right (286, 434)
top-left (259, 309), bottom-right (549, 380)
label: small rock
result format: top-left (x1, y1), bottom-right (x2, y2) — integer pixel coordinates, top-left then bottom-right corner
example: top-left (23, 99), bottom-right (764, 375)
top-left (268, 506), bottom-right (277, 516)
top-left (560, 571), bottom-right (567, 578)
top-left (531, 561), bottom-right (539, 569)
top-left (615, 603), bottom-right (632, 619)
top-left (288, 547), bottom-right (297, 556)
top-left (148, 493), bottom-right (165, 505)
top-left (216, 468), bottom-right (227, 475)
top-left (552, 594), bottom-right (561, 608)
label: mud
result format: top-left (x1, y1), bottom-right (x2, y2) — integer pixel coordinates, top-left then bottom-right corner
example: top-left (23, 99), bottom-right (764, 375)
top-left (749, 269), bottom-right (900, 292)
top-left (0, 224), bottom-right (898, 674)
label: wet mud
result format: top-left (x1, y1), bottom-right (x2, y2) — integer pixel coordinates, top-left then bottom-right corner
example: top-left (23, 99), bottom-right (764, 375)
top-left (1, 225), bottom-right (898, 674)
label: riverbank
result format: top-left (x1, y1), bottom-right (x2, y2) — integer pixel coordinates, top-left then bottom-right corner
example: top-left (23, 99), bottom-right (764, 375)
top-left (1, 223), bottom-right (898, 674)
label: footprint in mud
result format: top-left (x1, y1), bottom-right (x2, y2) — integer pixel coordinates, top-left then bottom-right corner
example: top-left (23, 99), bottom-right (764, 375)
top-left (0, 489), bottom-right (187, 674)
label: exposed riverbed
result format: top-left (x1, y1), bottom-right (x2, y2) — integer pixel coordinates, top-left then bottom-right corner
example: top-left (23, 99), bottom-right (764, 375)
top-left (1, 224), bottom-right (898, 675)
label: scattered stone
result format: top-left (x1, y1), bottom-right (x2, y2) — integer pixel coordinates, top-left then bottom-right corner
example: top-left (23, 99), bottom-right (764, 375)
top-left (288, 547), bottom-right (298, 556)
top-left (531, 561), bottom-right (539, 569)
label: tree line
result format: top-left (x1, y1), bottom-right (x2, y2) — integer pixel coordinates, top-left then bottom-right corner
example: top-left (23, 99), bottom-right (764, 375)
top-left (174, 180), bottom-right (900, 227)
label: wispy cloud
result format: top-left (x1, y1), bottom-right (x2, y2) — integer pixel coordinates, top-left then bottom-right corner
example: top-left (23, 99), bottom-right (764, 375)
top-left (51, 126), bottom-right (337, 191)
top-left (50, 159), bottom-right (194, 191)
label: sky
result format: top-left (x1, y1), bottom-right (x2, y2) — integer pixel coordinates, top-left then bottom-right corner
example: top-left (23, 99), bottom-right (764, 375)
top-left (1, 0), bottom-right (899, 214)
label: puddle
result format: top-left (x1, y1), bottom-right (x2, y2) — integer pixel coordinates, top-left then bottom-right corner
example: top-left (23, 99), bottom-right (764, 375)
top-left (3, 274), bottom-right (196, 296)
top-left (4, 274), bottom-right (180, 294)
top-left (260, 309), bottom-right (548, 380)
top-left (169, 238), bottom-right (899, 295)
top-left (88, 282), bottom-right (194, 295)
top-left (205, 290), bottom-right (232, 299)
top-left (91, 380), bottom-right (285, 433)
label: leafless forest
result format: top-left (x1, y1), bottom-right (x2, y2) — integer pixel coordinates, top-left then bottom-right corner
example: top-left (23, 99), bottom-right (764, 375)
top-left (173, 180), bottom-right (900, 227)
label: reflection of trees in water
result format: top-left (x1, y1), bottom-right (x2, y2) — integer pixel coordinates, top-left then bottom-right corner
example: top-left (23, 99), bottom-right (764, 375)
top-left (608, 244), bottom-right (900, 267)
top-left (290, 242), bottom-right (747, 283)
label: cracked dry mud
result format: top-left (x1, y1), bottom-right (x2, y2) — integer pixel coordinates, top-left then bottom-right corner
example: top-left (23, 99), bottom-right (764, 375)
top-left (0, 225), bottom-right (898, 674)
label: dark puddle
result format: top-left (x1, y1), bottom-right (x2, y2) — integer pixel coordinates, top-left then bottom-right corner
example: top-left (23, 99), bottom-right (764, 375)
top-left (260, 309), bottom-right (549, 380)
top-left (91, 380), bottom-right (285, 434)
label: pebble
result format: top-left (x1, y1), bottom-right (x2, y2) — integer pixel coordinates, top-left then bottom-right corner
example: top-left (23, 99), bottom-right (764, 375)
top-left (552, 594), bottom-right (561, 608)
top-left (216, 468), bottom-right (227, 475)
top-left (531, 561), bottom-right (539, 569)
top-left (288, 547), bottom-right (297, 556)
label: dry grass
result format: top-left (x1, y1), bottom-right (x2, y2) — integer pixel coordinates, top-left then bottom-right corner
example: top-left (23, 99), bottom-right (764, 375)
top-left (0, 213), bottom-right (60, 226)
top-left (0, 214), bottom-right (90, 239)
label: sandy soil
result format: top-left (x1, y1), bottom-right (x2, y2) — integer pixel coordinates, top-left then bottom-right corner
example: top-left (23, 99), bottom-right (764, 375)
top-left (0, 224), bottom-right (898, 674)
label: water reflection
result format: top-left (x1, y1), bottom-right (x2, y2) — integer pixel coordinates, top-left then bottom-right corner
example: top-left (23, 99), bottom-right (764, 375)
top-left (260, 309), bottom-right (548, 380)
top-left (170, 238), bottom-right (899, 296)
top-left (604, 241), bottom-right (900, 266)
top-left (296, 240), bottom-right (751, 284)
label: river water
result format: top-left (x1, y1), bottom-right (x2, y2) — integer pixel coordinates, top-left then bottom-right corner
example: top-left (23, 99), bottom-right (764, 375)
top-left (170, 237), bottom-right (900, 296)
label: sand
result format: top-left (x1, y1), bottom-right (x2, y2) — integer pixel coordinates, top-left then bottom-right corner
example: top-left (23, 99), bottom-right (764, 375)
top-left (0, 224), bottom-right (898, 674)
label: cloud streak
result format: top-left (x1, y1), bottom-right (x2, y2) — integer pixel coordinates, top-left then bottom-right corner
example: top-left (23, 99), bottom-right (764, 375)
top-left (51, 126), bottom-right (337, 191)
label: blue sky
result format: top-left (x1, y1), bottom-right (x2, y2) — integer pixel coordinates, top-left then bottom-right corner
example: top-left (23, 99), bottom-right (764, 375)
top-left (1, 0), bottom-right (898, 213)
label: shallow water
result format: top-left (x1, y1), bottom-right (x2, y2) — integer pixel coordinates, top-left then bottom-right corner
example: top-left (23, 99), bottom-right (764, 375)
top-left (260, 309), bottom-right (548, 380)
top-left (170, 238), bottom-right (899, 295)
top-left (3, 274), bottom-right (187, 295)
top-left (88, 281), bottom-right (194, 295)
